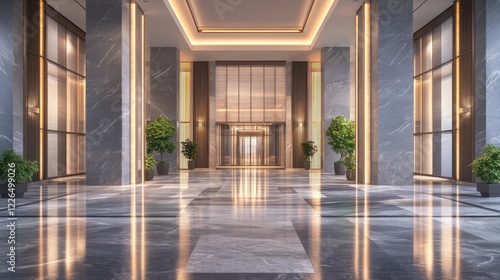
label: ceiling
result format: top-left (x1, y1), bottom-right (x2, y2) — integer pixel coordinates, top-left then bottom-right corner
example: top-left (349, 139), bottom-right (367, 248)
top-left (48, 0), bottom-right (454, 61)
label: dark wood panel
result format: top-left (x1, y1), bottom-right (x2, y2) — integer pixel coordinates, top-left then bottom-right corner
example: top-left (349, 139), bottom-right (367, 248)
top-left (25, 52), bottom-right (41, 180)
top-left (458, 52), bottom-right (474, 182)
top-left (292, 61), bottom-right (308, 168)
top-left (458, 0), bottom-right (473, 54)
top-left (25, 0), bottom-right (41, 56)
top-left (192, 61), bottom-right (209, 168)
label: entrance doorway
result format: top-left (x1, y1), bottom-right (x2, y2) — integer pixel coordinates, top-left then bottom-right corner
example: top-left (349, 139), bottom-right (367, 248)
top-left (238, 133), bottom-right (264, 166)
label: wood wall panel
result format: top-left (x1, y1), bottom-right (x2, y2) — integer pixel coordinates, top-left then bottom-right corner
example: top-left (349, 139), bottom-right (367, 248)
top-left (193, 61), bottom-right (209, 168)
top-left (292, 62), bottom-right (308, 168)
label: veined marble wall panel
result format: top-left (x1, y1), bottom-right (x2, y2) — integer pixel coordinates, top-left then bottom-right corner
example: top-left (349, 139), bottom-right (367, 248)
top-left (149, 47), bottom-right (179, 172)
top-left (209, 61), bottom-right (216, 169)
top-left (86, 0), bottom-right (132, 185)
top-left (0, 0), bottom-right (24, 154)
top-left (371, 0), bottom-right (414, 185)
top-left (475, 0), bottom-right (500, 157)
top-left (286, 62), bottom-right (293, 169)
top-left (322, 47), bottom-right (350, 173)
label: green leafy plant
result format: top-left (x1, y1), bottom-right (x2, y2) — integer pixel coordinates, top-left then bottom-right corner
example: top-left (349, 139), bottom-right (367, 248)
top-left (0, 150), bottom-right (39, 183)
top-left (145, 154), bottom-right (157, 171)
top-left (470, 144), bottom-right (500, 184)
top-left (181, 138), bottom-right (197, 161)
top-left (344, 152), bottom-right (356, 171)
top-left (301, 140), bottom-right (318, 161)
top-left (146, 116), bottom-right (176, 162)
top-left (326, 115), bottom-right (355, 164)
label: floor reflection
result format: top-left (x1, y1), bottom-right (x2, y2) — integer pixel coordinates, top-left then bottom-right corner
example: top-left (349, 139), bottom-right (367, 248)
top-left (0, 171), bottom-right (495, 279)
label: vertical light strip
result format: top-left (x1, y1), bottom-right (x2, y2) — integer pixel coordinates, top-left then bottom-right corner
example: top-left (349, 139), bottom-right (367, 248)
top-left (141, 14), bottom-right (145, 183)
top-left (130, 0), bottom-right (137, 184)
top-left (364, 2), bottom-right (371, 184)
top-left (355, 14), bottom-right (359, 183)
top-left (455, 1), bottom-right (460, 180)
top-left (39, 0), bottom-right (45, 180)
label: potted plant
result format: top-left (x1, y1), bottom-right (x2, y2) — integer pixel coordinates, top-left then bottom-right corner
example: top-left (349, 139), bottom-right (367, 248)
top-left (301, 140), bottom-right (318, 170)
top-left (144, 154), bottom-right (156, 181)
top-left (470, 144), bottom-right (500, 197)
top-left (146, 116), bottom-right (176, 175)
top-left (326, 115), bottom-right (355, 175)
top-left (0, 150), bottom-right (38, 198)
top-left (344, 152), bottom-right (356, 181)
top-left (181, 138), bottom-right (197, 170)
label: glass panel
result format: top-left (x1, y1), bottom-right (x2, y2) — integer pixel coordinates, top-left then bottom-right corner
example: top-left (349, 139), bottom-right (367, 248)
top-left (264, 66), bottom-right (276, 122)
top-left (422, 32), bottom-right (433, 72)
top-left (46, 17), bottom-right (67, 66)
top-left (66, 72), bottom-right (79, 133)
top-left (47, 132), bottom-right (66, 178)
top-left (310, 62), bottom-right (321, 169)
top-left (275, 66), bottom-right (286, 122)
top-left (251, 66), bottom-right (264, 122)
top-left (413, 39), bottom-right (421, 76)
top-left (421, 72), bottom-right (433, 133)
top-left (67, 32), bottom-right (78, 72)
top-left (178, 123), bottom-right (191, 168)
top-left (239, 65), bottom-right (251, 122)
top-left (215, 65), bottom-right (226, 122)
top-left (226, 65), bottom-right (239, 122)
top-left (414, 76), bottom-right (422, 133)
top-left (78, 77), bottom-right (86, 133)
top-left (78, 38), bottom-right (86, 76)
top-left (47, 63), bottom-right (67, 131)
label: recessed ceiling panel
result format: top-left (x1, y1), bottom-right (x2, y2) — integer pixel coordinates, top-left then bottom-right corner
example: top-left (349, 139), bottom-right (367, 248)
top-left (187, 0), bottom-right (314, 32)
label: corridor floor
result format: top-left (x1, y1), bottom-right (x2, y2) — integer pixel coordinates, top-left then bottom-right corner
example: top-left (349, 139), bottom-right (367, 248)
top-left (1, 170), bottom-right (499, 279)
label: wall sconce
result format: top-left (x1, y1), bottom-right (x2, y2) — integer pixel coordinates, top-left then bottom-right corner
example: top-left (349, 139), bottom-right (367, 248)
top-left (28, 107), bottom-right (40, 114)
top-left (459, 107), bottom-right (471, 114)
top-left (198, 122), bottom-right (204, 127)
top-left (298, 122), bottom-right (303, 127)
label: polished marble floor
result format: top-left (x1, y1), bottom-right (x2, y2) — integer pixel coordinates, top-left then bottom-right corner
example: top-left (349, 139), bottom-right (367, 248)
top-left (1, 170), bottom-right (499, 279)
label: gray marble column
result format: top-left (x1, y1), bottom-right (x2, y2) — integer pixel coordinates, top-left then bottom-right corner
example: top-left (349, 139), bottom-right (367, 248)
top-left (0, 0), bottom-right (24, 154)
top-left (322, 47), bottom-right (350, 173)
top-left (369, 0), bottom-right (414, 185)
top-left (86, 0), bottom-right (133, 185)
top-left (149, 47), bottom-right (179, 172)
top-left (475, 0), bottom-right (500, 156)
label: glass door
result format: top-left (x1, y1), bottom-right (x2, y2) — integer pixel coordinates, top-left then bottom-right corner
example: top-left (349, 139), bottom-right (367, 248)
top-left (238, 133), bottom-right (263, 166)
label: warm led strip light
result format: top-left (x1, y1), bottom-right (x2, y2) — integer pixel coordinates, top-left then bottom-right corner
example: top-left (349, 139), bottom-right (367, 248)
top-left (455, 1), bottom-right (460, 180)
top-left (364, 1), bottom-right (371, 184)
top-left (141, 13), bottom-right (145, 184)
top-left (355, 13), bottom-right (359, 183)
top-left (39, 0), bottom-right (45, 180)
top-left (130, 0), bottom-right (137, 184)
top-left (198, 28), bottom-right (303, 33)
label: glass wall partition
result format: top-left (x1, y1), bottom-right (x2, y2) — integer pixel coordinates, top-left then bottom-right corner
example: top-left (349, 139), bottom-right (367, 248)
top-left (215, 62), bottom-right (286, 167)
top-left (45, 11), bottom-right (86, 178)
top-left (414, 16), bottom-right (453, 178)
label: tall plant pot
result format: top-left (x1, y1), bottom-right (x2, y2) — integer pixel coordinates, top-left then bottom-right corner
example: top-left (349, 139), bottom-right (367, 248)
top-left (1, 183), bottom-right (28, 198)
top-left (346, 170), bottom-right (355, 181)
top-left (476, 183), bottom-right (500, 197)
top-left (188, 161), bottom-right (195, 170)
top-left (334, 161), bottom-right (346, 175)
top-left (304, 161), bottom-right (311, 170)
top-left (145, 170), bottom-right (155, 181)
top-left (157, 161), bottom-right (169, 175)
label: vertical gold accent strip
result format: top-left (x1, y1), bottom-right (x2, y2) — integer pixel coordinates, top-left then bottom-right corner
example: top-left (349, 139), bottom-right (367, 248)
top-left (141, 13), bottom-right (145, 184)
top-left (364, 2), bottom-right (371, 184)
top-left (455, 1), bottom-right (460, 180)
top-left (39, 0), bottom-right (45, 180)
top-left (130, 0), bottom-right (137, 184)
top-left (355, 14), bottom-right (359, 183)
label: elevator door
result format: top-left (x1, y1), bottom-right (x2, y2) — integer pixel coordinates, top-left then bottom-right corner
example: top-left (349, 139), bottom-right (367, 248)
top-left (238, 134), bottom-right (263, 166)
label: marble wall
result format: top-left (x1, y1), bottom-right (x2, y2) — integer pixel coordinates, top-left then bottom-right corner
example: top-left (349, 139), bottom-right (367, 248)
top-left (475, 0), bottom-right (500, 156)
top-left (86, 0), bottom-right (134, 185)
top-left (149, 47), bottom-right (179, 172)
top-left (0, 0), bottom-right (24, 154)
top-left (286, 62), bottom-right (293, 169)
top-left (322, 47), bottom-right (350, 173)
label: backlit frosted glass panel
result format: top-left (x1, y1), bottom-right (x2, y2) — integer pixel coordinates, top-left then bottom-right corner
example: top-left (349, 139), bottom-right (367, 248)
top-left (46, 17), bottom-right (67, 67)
top-left (251, 66), bottom-right (264, 122)
top-left (239, 66), bottom-right (251, 122)
top-left (47, 63), bottom-right (67, 131)
top-left (422, 33), bottom-right (433, 72)
top-left (227, 65), bottom-right (239, 122)
top-left (67, 32), bottom-right (78, 72)
top-left (275, 66), bottom-right (286, 122)
top-left (179, 62), bottom-right (192, 169)
top-left (310, 62), bottom-right (321, 169)
top-left (421, 72), bottom-right (433, 133)
top-left (264, 66), bottom-right (276, 122)
top-left (215, 65), bottom-right (226, 122)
